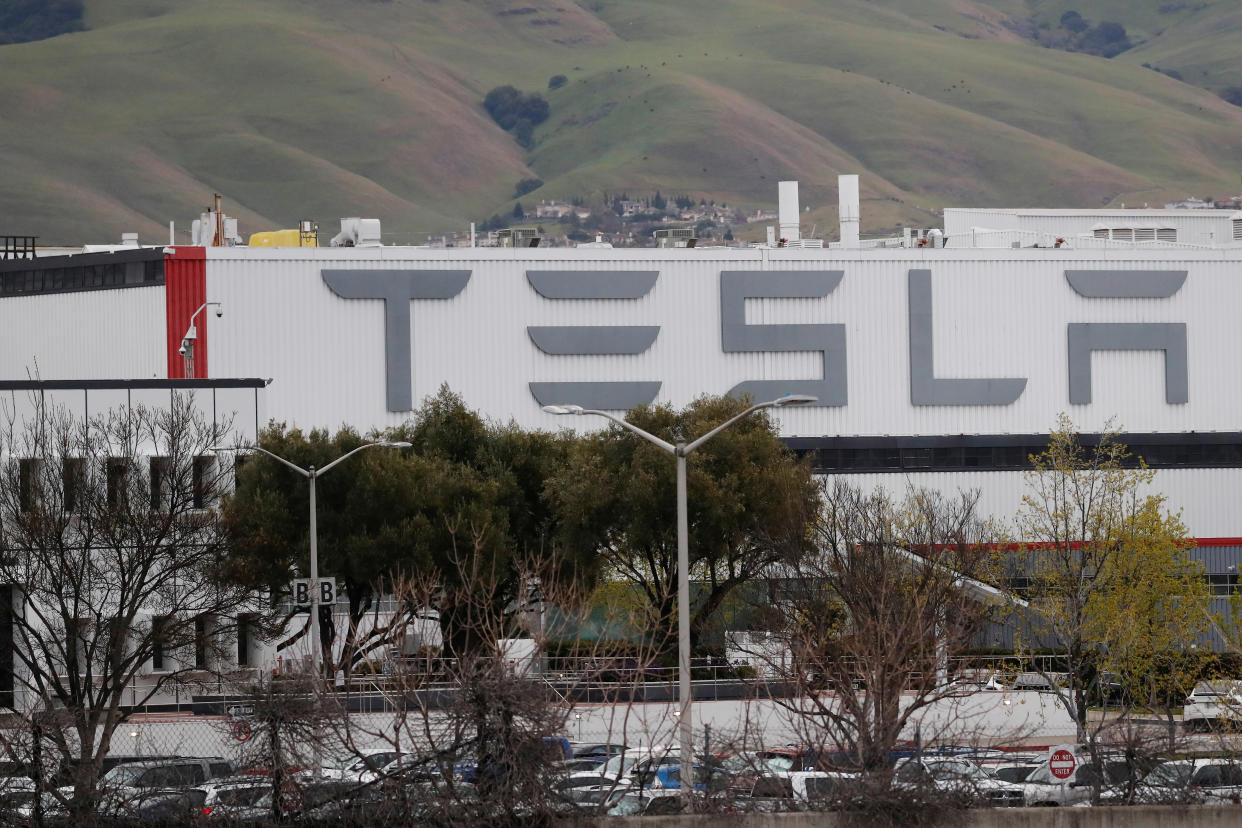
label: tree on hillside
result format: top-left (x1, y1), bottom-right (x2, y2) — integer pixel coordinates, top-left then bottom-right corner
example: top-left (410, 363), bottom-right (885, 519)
top-left (765, 481), bottom-right (1002, 783)
top-left (546, 395), bottom-right (818, 660)
top-left (0, 0), bottom-right (84, 45)
top-left (1014, 414), bottom-right (1208, 751)
top-left (0, 393), bottom-right (263, 816)
top-left (482, 86), bottom-right (550, 148)
top-left (1060, 10), bottom-right (1088, 34)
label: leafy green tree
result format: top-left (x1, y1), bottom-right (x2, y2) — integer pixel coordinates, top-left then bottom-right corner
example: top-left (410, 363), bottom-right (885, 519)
top-left (547, 74), bottom-right (567, 90)
top-left (1015, 414), bottom-right (1208, 748)
top-left (222, 389), bottom-right (587, 663)
top-left (546, 395), bottom-right (818, 659)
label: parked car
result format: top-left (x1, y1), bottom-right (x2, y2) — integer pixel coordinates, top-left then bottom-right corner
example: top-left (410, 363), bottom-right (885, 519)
top-left (893, 757), bottom-right (1025, 807)
top-left (633, 763), bottom-right (732, 792)
top-left (605, 789), bottom-right (684, 816)
top-left (568, 743), bottom-right (626, 762)
top-left (454, 736), bottom-right (572, 784)
top-left (567, 745), bottom-right (679, 787)
top-left (98, 757), bottom-right (235, 790)
top-left (320, 749), bottom-right (403, 783)
top-left (988, 760), bottom-right (1041, 784)
top-left (1183, 681), bottom-right (1242, 731)
top-left (1021, 750), bottom-right (1156, 806)
top-left (98, 787), bottom-right (208, 821)
top-left (789, 770), bottom-right (858, 807)
top-left (1189, 761), bottom-right (1242, 805)
top-left (1099, 759), bottom-right (1206, 805)
top-left (195, 775), bottom-right (274, 818)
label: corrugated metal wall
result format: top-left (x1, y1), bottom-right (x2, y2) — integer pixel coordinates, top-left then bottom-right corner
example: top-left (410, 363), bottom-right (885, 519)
top-left (0, 287), bottom-right (165, 380)
top-left (828, 468), bottom-right (1242, 544)
top-left (945, 209), bottom-right (1236, 246)
top-left (164, 247), bottom-right (207, 378)
top-left (203, 246), bottom-right (1242, 439)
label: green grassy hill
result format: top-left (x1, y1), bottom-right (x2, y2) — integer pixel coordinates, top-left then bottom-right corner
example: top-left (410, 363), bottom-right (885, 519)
top-left (2, 0), bottom-right (1240, 244)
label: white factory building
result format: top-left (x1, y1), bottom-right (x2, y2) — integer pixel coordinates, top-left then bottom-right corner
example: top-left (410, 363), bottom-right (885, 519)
top-left (2, 177), bottom-right (1242, 688)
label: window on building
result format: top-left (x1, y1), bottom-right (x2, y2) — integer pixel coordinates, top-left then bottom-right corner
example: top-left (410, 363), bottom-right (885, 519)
top-left (149, 457), bottom-right (171, 510)
top-left (151, 616), bottom-right (170, 671)
top-left (194, 616), bottom-right (211, 669)
top-left (107, 618), bottom-right (129, 675)
top-left (106, 459), bottom-right (131, 510)
top-left (192, 456), bottom-right (216, 509)
top-left (17, 459), bottom-right (41, 513)
top-left (237, 614), bottom-right (256, 667)
top-left (64, 617), bottom-right (88, 674)
top-left (1207, 572), bottom-right (1239, 596)
top-left (62, 458), bottom-right (84, 513)
top-left (0, 587), bottom-right (12, 708)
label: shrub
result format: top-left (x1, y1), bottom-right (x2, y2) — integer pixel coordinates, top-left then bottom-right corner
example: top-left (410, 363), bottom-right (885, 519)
top-left (0, 0), bottom-right (84, 44)
top-left (514, 178), bottom-right (543, 198)
top-left (548, 74), bottom-right (567, 90)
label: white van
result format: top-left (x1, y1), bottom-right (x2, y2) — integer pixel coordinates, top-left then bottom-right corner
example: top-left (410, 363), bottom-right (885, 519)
top-left (1183, 681), bottom-right (1242, 731)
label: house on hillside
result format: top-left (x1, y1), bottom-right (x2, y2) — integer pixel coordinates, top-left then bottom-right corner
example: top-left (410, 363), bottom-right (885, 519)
top-left (535, 201), bottom-right (574, 219)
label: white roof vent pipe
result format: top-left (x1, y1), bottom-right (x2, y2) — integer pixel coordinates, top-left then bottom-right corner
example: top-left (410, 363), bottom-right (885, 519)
top-left (838, 174), bottom-right (860, 249)
top-left (778, 181), bottom-right (801, 242)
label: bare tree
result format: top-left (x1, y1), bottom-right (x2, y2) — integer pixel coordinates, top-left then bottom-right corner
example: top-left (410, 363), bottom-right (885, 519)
top-left (765, 481), bottom-right (1005, 787)
top-left (0, 392), bottom-right (268, 815)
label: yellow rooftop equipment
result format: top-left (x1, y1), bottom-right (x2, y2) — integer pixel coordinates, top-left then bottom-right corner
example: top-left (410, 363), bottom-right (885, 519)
top-left (249, 220), bottom-right (318, 247)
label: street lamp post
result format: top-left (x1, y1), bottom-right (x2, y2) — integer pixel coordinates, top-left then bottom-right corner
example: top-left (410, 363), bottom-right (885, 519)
top-left (542, 394), bottom-right (816, 804)
top-left (212, 440), bottom-right (410, 676)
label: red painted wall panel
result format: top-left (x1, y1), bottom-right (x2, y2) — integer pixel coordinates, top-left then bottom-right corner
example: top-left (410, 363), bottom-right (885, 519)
top-left (164, 247), bottom-right (207, 378)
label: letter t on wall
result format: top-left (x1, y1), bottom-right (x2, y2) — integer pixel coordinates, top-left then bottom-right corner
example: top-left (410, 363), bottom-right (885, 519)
top-left (322, 270), bottom-right (471, 412)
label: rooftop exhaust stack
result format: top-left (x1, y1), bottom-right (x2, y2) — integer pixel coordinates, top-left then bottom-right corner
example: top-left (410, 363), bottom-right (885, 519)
top-left (778, 181), bottom-right (801, 242)
top-left (838, 174), bottom-right (860, 249)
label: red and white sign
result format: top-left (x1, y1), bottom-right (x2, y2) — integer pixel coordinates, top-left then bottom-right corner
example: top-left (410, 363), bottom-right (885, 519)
top-left (1049, 747), bottom-right (1076, 780)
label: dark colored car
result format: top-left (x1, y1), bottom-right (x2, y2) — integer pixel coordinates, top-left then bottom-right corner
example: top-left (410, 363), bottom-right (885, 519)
top-left (455, 737), bottom-right (573, 784)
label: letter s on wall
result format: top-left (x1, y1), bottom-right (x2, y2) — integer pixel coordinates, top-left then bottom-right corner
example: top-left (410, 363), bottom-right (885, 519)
top-left (720, 270), bottom-right (845, 406)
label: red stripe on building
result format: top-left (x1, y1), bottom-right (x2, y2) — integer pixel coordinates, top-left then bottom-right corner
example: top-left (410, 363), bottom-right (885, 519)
top-left (164, 247), bottom-right (207, 378)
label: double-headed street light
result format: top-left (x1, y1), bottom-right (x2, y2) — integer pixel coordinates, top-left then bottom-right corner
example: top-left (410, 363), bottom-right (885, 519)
top-left (542, 394), bottom-right (816, 802)
top-left (211, 440), bottom-right (410, 677)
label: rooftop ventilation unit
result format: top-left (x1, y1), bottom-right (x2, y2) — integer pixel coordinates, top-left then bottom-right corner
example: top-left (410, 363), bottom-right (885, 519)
top-left (496, 228), bottom-right (540, 248)
top-left (330, 218), bottom-right (382, 247)
top-left (653, 227), bottom-right (697, 248)
top-left (903, 228), bottom-right (944, 248)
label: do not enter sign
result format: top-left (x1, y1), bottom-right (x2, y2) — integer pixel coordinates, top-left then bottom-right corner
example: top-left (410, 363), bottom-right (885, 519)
top-left (1050, 748), bottom-right (1076, 780)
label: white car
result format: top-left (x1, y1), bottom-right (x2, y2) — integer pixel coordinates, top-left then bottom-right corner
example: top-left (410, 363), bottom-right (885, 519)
top-left (320, 749), bottom-right (403, 783)
top-left (1189, 761), bottom-right (1242, 805)
top-left (566, 745), bottom-right (679, 788)
top-left (1183, 681), bottom-right (1242, 731)
top-left (788, 770), bottom-right (858, 806)
top-left (195, 775), bottom-right (273, 818)
top-left (1021, 750), bottom-right (1152, 807)
top-left (893, 757), bottom-right (1025, 807)
top-left (1099, 760), bottom-right (1208, 806)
